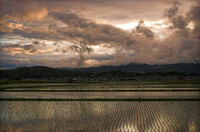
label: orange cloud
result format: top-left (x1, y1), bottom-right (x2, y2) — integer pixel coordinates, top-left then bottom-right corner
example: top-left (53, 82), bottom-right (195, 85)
top-left (22, 7), bottom-right (48, 21)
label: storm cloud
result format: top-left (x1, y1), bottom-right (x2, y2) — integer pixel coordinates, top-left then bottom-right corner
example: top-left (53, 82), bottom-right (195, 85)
top-left (50, 12), bottom-right (140, 47)
top-left (134, 20), bottom-right (154, 38)
top-left (70, 44), bottom-right (94, 66)
top-left (0, 0), bottom-right (199, 68)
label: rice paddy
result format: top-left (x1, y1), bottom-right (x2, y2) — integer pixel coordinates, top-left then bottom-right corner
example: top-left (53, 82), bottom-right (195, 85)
top-left (0, 91), bottom-right (200, 100)
top-left (0, 81), bottom-right (200, 131)
top-left (0, 101), bottom-right (199, 132)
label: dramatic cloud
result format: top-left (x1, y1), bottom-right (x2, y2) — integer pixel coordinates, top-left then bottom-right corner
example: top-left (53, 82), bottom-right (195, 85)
top-left (70, 44), bottom-right (94, 66)
top-left (50, 12), bottom-right (139, 46)
top-left (1, 43), bottom-right (52, 55)
top-left (0, 0), bottom-right (199, 68)
top-left (164, 0), bottom-right (187, 29)
top-left (186, 1), bottom-right (200, 38)
top-left (134, 20), bottom-right (154, 38)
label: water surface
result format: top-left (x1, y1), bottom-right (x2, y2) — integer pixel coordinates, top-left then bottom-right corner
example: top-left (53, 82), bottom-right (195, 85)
top-left (0, 101), bottom-right (199, 132)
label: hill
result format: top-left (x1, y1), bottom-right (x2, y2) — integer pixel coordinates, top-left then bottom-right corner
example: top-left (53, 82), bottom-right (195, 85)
top-left (60, 63), bottom-right (200, 73)
top-left (0, 63), bottom-right (199, 81)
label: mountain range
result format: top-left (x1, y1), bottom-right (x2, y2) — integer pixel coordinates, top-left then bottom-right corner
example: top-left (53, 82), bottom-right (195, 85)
top-left (0, 63), bottom-right (199, 79)
top-left (60, 63), bottom-right (200, 73)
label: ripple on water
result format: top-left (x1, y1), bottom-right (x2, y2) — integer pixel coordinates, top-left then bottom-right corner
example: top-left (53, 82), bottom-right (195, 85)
top-left (0, 101), bottom-right (200, 132)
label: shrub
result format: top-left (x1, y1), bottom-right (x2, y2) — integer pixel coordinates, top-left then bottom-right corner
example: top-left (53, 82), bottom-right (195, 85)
top-left (67, 77), bottom-right (74, 83)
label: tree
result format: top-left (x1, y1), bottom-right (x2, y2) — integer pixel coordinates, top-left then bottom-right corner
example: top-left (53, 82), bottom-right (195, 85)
top-left (67, 77), bottom-right (74, 83)
top-left (12, 75), bottom-right (22, 81)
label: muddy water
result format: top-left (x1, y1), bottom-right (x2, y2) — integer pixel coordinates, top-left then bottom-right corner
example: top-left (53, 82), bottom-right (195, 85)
top-left (0, 101), bottom-right (200, 132)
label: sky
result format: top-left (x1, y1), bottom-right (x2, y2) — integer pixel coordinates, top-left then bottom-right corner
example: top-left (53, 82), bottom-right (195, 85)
top-left (0, 0), bottom-right (199, 69)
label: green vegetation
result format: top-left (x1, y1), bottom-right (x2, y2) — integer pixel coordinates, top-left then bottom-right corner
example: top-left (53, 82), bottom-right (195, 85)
top-left (0, 98), bottom-right (200, 101)
top-left (67, 77), bottom-right (74, 83)
top-left (1, 81), bottom-right (199, 102)
top-left (1, 89), bottom-right (200, 92)
top-left (10, 75), bottom-right (22, 81)
top-left (0, 81), bottom-right (199, 91)
top-left (156, 80), bottom-right (200, 84)
top-left (0, 79), bottom-right (200, 85)
top-left (1, 64), bottom-right (199, 82)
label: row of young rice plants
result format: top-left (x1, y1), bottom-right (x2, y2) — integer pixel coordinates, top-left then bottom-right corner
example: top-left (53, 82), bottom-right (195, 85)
top-left (63, 102), bottom-right (200, 132)
top-left (0, 101), bottom-right (199, 131)
top-left (1, 81), bottom-right (200, 91)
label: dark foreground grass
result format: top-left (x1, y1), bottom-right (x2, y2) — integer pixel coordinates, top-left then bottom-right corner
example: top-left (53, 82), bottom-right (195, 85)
top-left (0, 98), bottom-right (200, 101)
top-left (1, 79), bottom-right (199, 85)
top-left (1, 80), bottom-right (199, 91)
top-left (1, 89), bottom-right (200, 92)
top-left (156, 80), bottom-right (200, 84)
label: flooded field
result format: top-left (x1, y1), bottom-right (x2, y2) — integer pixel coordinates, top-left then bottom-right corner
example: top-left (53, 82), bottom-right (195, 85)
top-left (1, 82), bottom-right (200, 90)
top-left (0, 101), bottom-right (200, 132)
top-left (0, 91), bottom-right (200, 99)
top-left (0, 82), bottom-right (200, 131)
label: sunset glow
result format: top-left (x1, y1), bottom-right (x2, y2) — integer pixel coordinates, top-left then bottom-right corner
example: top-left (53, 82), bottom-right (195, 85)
top-left (0, 0), bottom-right (199, 69)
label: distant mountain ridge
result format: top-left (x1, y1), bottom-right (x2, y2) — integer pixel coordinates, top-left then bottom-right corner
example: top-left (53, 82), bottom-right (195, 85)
top-left (0, 63), bottom-right (199, 79)
top-left (60, 63), bottom-right (200, 73)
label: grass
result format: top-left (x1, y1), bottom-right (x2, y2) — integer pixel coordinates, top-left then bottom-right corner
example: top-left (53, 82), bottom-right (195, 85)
top-left (1, 89), bottom-right (200, 92)
top-left (0, 98), bottom-right (200, 101)
top-left (0, 81), bottom-right (199, 90)
top-left (155, 80), bottom-right (200, 84)
top-left (1, 81), bottom-right (199, 102)
top-left (0, 79), bottom-right (200, 85)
